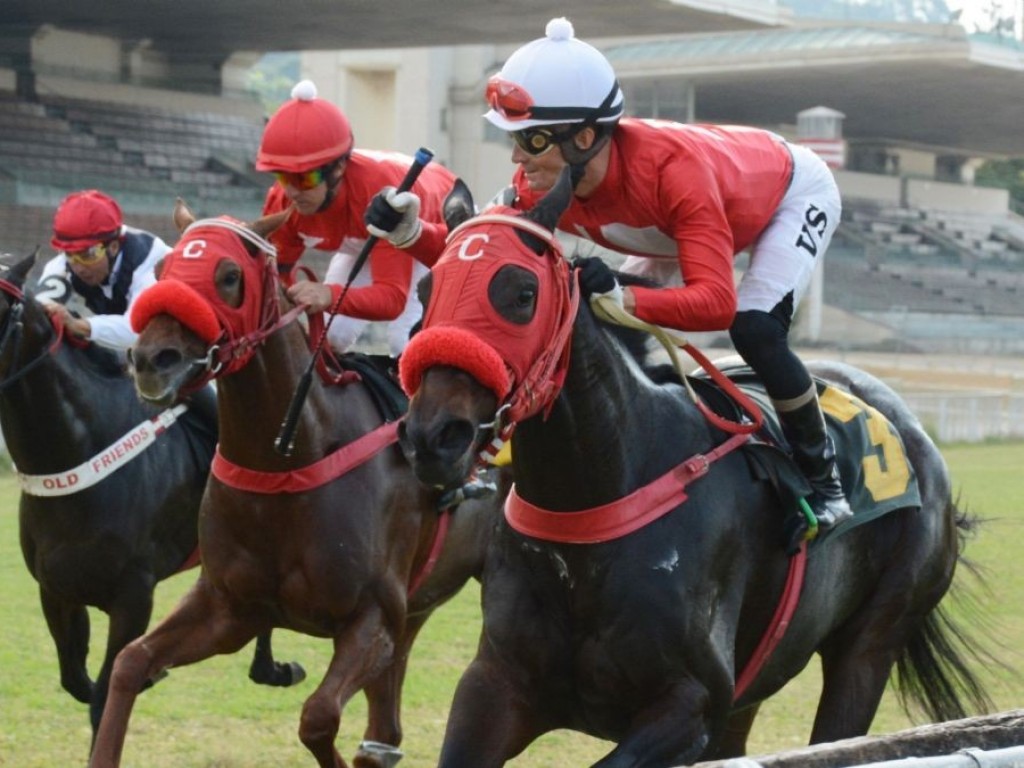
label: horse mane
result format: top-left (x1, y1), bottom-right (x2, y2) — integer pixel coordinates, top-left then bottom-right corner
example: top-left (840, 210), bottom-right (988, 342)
top-left (22, 285), bottom-right (130, 379)
top-left (581, 266), bottom-right (665, 377)
top-left (76, 338), bottom-right (132, 378)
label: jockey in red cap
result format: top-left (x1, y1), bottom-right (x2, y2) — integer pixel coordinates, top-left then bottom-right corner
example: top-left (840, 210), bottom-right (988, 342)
top-left (40, 189), bottom-right (169, 350)
top-left (257, 80), bottom-right (456, 356)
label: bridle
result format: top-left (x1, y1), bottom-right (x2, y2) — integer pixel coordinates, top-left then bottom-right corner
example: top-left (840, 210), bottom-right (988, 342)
top-left (0, 278), bottom-right (65, 393)
top-left (134, 218), bottom-right (308, 393)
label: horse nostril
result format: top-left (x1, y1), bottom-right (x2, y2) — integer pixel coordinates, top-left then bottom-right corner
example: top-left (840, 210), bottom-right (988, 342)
top-left (437, 419), bottom-right (476, 457)
top-left (153, 348), bottom-right (184, 373)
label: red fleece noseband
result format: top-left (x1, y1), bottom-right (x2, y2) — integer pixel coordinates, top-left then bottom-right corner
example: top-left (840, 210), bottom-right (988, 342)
top-left (399, 325), bottom-right (511, 401)
top-left (131, 278), bottom-right (221, 343)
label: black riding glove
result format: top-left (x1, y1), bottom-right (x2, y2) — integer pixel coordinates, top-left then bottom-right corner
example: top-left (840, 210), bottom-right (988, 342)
top-left (575, 257), bottom-right (625, 310)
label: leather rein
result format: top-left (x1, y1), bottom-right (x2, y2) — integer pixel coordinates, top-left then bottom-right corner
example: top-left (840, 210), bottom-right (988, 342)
top-left (0, 278), bottom-right (65, 393)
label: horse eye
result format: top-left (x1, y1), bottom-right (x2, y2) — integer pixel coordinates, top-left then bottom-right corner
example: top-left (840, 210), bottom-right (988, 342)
top-left (221, 270), bottom-right (241, 289)
top-left (515, 287), bottom-right (536, 308)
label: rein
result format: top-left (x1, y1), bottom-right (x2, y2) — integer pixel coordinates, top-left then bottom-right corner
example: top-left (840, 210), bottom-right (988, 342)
top-left (590, 295), bottom-right (763, 434)
top-left (504, 293), bottom-right (766, 541)
top-left (194, 273), bottom-right (308, 390)
top-left (0, 279), bottom-right (65, 393)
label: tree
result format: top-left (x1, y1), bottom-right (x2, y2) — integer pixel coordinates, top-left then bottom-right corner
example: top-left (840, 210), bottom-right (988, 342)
top-left (975, 158), bottom-right (1024, 209)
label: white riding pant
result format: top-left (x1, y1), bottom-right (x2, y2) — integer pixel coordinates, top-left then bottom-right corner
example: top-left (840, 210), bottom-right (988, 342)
top-left (620, 142), bottom-right (841, 315)
top-left (323, 251), bottom-right (428, 356)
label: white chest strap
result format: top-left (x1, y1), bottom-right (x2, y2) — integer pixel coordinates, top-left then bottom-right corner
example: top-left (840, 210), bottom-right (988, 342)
top-left (16, 404), bottom-right (189, 497)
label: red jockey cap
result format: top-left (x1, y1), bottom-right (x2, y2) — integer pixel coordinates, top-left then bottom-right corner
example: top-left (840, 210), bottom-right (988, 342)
top-left (50, 190), bottom-right (124, 251)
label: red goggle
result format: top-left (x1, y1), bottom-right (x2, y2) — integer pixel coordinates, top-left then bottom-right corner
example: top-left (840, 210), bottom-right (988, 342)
top-left (486, 76), bottom-right (624, 125)
top-left (486, 76), bottom-right (535, 122)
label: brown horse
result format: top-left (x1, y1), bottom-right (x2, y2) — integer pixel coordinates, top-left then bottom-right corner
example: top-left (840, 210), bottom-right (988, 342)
top-left (88, 205), bottom-right (505, 768)
top-left (396, 170), bottom-right (992, 767)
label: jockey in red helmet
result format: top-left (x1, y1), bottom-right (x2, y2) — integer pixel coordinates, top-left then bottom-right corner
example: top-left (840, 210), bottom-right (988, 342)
top-left (487, 18), bottom-right (853, 552)
top-left (258, 80), bottom-right (456, 356)
top-left (40, 189), bottom-right (169, 350)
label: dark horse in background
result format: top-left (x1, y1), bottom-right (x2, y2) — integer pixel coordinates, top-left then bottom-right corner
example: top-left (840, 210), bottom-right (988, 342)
top-left (0, 253), bottom-right (301, 747)
top-left (89, 204), bottom-right (506, 768)
top-left (396, 169), bottom-right (992, 768)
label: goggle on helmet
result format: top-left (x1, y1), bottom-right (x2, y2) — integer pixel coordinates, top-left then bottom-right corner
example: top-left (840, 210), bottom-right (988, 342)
top-left (484, 17), bottom-right (624, 132)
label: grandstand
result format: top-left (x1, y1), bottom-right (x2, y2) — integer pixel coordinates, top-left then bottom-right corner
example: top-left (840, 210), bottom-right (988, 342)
top-left (2, 9), bottom-right (1024, 359)
top-left (0, 89), bottom-right (266, 255)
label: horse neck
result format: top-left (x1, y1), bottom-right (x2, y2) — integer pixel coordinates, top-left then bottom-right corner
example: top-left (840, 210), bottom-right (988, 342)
top-left (512, 307), bottom-right (707, 511)
top-left (0, 303), bottom-right (140, 472)
top-left (214, 321), bottom-right (379, 469)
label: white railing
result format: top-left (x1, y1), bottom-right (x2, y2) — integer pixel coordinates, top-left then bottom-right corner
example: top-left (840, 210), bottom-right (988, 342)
top-left (899, 391), bottom-right (1024, 443)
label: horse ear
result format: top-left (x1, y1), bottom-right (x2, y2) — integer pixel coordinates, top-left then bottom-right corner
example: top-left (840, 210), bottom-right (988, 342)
top-left (173, 198), bottom-right (196, 234)
top-left (6, 249), bottom-right (38, 287)
top-left (250, 206), bottom-right (292, 240)
top-left (443, 178), bottom-right (475, 231)
top-left (522, 165), bottom-right (573, 234)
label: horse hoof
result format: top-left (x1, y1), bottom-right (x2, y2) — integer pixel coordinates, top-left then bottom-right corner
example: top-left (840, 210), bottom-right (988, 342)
top-left (284, 661), bottom-right (307, 686)
top-left (249, 661), bottom-right (307, 687)
top-left (354, 740), bottom-right (403, 768)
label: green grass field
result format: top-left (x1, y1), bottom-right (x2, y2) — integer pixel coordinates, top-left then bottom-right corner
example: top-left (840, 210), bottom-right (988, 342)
top-left (1, 442), bottom-right (1022, 767)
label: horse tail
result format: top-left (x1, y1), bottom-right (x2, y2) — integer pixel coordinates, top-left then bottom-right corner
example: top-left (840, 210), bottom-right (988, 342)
top-left (892, 497), bottom-right (998, 722)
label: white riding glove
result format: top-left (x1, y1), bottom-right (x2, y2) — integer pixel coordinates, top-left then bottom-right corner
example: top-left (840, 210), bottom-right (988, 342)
top-left (365, 186), bottom-right (423, 249)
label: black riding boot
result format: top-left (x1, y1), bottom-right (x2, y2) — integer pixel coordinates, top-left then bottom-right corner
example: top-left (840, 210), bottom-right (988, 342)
top-left (776, 390), bottom-right (853, 537)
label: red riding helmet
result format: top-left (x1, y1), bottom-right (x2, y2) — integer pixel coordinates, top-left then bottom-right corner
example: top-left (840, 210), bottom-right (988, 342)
top-left (50, 190), bottom-right (124, 251)
top-left (256, 80), bottom-right (354, 173)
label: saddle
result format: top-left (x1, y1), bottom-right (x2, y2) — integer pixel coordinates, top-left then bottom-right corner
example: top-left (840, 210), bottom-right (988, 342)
top-left (685, 364), bottom-right (922, 537)
top-left (335, 352), bottom-right (409, 423)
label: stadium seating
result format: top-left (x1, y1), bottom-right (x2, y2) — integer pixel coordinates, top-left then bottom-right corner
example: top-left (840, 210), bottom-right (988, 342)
top-left (0, 90), bottom-right (266, 257)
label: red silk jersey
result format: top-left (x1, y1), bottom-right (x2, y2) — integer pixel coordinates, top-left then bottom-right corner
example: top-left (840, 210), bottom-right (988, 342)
top-left (263, 149), bottom-right (455, 320)
top-left (514, 119), bottom-right (793, 332)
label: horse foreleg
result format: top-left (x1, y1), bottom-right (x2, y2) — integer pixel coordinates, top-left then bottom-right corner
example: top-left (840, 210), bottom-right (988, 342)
top-left (353, 612), bottom-right (430, 768)
top-left (249, 631), bottom-right (307, 687)
top-left (90, 578), bottom-right (156, 738)
top-left (591, 678), bottom-right (719, 768)
top-left (39, 587), bottom-right (93, 703)
top-left (701, 704), bottom-right (761, 761)
top-left (88, 581), bottom-right (261, 768)
top-left (299, 606), bottom-right (397, 768)
top-left (437, 655), bottom-right (551, 768)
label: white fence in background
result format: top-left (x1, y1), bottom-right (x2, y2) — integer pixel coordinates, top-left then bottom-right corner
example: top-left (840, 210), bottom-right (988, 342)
top-left (900, 392), bottom-right (1024, 443)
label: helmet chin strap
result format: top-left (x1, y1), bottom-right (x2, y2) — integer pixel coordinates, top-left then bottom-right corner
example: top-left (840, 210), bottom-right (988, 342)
top-left (316, 157), bottom-right (347, 213)
top-left (557, 123), bottom-right (614, 188)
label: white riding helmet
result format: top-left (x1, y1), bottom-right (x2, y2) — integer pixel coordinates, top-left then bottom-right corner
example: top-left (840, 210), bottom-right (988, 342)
top-left (484, 17), bottom-right (624, 131)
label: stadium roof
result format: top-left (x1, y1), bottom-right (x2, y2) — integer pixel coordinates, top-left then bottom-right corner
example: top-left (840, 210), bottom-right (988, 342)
top-left (0, 0), bottom-right (783, 62)
top-left (605, 24), bottom-right (1024, 157)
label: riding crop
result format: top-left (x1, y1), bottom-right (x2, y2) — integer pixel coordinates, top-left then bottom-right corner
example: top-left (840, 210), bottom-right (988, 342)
top-left (274, 147), bottom-right (434, 456)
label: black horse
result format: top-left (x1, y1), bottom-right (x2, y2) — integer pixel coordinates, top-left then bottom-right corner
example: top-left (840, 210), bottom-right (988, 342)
top-left (0, 253), bottom-right (300, 745)
top-left (396, 170), bottom-right (992, 767)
